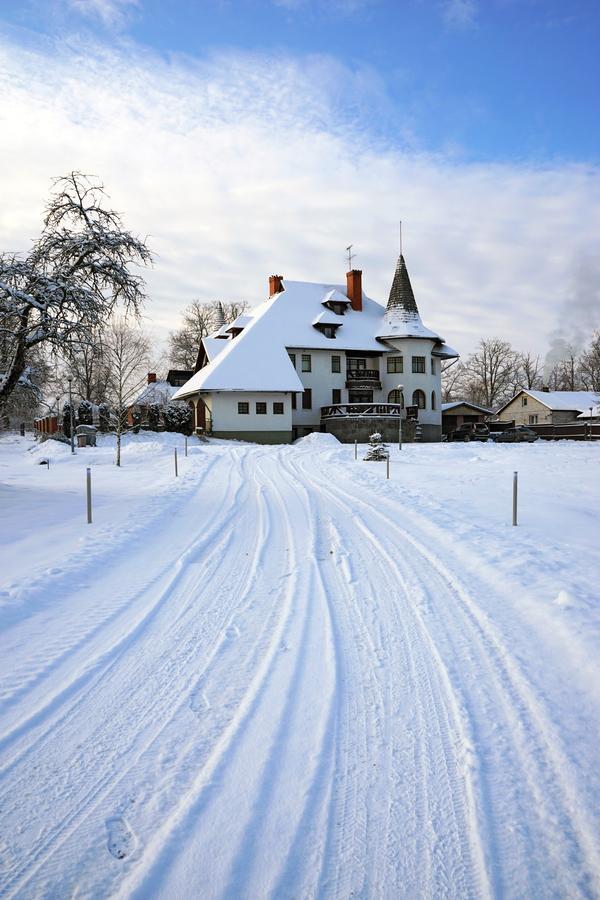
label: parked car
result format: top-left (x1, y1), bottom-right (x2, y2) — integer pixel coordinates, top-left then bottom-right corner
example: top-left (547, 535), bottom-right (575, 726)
top-left (493, 426), bottom-right (539, 443)
top-left (449, 422), bottom-right (490, 442)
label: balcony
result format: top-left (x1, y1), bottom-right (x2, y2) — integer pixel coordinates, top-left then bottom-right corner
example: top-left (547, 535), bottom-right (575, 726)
top-left (345, 368), bottom-right (381, 390)
top-left (321, 402), bottom-right (403, 420)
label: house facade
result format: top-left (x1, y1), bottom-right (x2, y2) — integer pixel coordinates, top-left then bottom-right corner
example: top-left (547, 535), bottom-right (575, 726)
top-left (496, 390), bottom-right (600, 426)
top-left (173, 256), bottom-right (458, 443)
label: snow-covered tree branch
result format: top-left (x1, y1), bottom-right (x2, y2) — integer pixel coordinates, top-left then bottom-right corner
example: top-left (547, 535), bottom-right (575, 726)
top-left (0, 172), bottom-right (152, 411)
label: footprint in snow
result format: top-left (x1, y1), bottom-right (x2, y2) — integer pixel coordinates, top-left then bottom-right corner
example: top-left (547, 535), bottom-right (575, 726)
top-left (106, 817), bottom-right (135, 860)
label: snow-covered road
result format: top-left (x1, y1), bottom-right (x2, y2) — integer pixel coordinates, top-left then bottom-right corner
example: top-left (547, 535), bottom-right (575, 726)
top-left (1, 435), bottom-right (599, 898)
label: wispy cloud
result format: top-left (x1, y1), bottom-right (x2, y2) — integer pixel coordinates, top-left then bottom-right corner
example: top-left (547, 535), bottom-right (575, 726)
top-left (270, 0), bottom-right (376, 14)
top-left (66, 0), bottom-right (140, 28)
top-left (0, 34), bottom-right (598, 357)
top-left (442, 0), bottom-right (478, 28)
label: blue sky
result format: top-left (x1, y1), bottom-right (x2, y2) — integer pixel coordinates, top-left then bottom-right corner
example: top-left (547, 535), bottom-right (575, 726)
top-left (0, 0), bottom-right (599, 358)
top-left (4, 0), bottom-right (599, 163)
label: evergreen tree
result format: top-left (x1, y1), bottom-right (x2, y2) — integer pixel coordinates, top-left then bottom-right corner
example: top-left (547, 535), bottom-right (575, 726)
top-left (364, 432), bottom-right (388, 461)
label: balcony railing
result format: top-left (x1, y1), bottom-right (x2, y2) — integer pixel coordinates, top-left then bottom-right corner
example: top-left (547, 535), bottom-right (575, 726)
top-left (321, 403), bottom-right (403, 419)
top-left (346, 368), bottom-right (380, 380)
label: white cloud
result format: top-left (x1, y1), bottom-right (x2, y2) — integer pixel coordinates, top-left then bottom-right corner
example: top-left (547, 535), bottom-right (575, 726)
top-left (442, 0), bottom-right (478, 28)
top-left (0, 35), bottom-right (598, 359)
top-left (66, 0), bottom-right (140, 27)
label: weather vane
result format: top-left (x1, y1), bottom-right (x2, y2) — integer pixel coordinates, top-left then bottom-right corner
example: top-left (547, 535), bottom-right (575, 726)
top-left (346, 244), bottom-right (356, 270)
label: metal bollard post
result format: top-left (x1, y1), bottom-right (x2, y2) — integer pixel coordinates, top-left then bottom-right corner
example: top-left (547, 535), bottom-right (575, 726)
top-left (386, 455), bottom-right (390, 479)
top-left (185, 436), bottom-right (188, 457)
top-left (86, 467), bottom-right (92, 524)
top-left (354, 438), bottom-right (357, 460)
top-left (174, 447), bottom-right (178, 477)
top-left (398, 418), bottom-right (402, 451)
top-left (512, 470), bottom-right (518, 526)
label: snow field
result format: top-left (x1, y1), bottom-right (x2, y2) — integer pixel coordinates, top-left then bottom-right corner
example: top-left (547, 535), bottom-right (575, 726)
top-left (0, 433), bottom-right (599, 898)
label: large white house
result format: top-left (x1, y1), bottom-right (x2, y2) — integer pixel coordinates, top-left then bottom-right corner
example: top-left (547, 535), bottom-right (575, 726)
top-left (173, 255), bottom-right (458, 443)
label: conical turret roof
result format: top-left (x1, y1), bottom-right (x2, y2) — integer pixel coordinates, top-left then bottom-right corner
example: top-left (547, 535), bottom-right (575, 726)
top-left (376, 253), bottom-right (441, 341)
top-left (387, 254), bottom-right (419, 317)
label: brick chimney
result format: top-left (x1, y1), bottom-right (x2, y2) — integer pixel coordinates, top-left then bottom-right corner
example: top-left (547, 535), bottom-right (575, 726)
top-left (269, 275), bottom-right (284, 297)
top-left (346, 269), bottom-right (363, 311)
top-left (147, 372), bottom-right (157, 384)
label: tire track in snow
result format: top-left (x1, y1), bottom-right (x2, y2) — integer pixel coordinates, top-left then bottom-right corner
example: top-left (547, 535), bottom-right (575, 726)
top-left (0, 447), bottom-right (273, 898)
top-left (301, 450), bottom-right (599, 898)
top-left (117, 447), bottom-right (327, 898)
top-left (291, 449), bottom-right (488, 899)
top-left (0, 449), bottom-right (239, 771)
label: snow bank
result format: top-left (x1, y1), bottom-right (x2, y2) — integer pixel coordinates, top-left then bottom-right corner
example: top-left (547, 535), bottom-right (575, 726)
top-left (293, 431), bottom-right (340, 448)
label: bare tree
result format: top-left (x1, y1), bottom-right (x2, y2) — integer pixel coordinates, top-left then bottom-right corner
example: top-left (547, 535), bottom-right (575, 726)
top-left (103, 319), bottom-right (151, 466)
top-left (168, 300), bottom-right (248, 369)
top-left (441, 361), bottom-right (465, 403)
top-left (578, 332), bottom-right (600, 392)
top-left (61, 329), bottom-right (112, 404)
top-left (461, 338), bottom-right (518, 410)
top-left (515, 351), bottom-right (543, 390)
top-left (546, 344), bottom-right (581, 391)
top-left (0, 172), bottom-right (151, 412)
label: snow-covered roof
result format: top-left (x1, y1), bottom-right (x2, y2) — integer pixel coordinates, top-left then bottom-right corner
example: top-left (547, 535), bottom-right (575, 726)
top-left (498, 390), bottom-right (600, 414)
top-left (226, 314), bottom-right (253, 332)
top-left (203, 337), bottom-right (230, 362)
top-left (442, 400), bottom-right (494, 414)
top-left (376, 254), bottom-right (443, 342)
top-left (173, 258), bottom-right (455, 398)
top-left (134, 381), bottom-right (177, 406)
top-left (312, 310), bottom-right (344, 328)
top-left (321, 288), bottom-right (350, 308)
top-left (577, 404), bottom-right (600, 419)
top-left (432, 343), bottom-right (460, 359)
top-left (174, 279), bottom-right (394, 396)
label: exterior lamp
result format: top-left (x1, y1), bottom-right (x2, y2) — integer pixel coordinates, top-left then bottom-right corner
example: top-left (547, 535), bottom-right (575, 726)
top-left (397, 384), bottom-right (404, 451)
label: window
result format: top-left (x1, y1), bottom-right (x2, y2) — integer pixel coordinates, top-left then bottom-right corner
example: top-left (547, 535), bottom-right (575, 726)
top-left (522, 396), bottom-right (528, 406)
top-left (256, 402), bottom-right (267, 415)
top-left (431, 358), bottom-right (436, 375)
top-left (431, 391), bottom-right (436, 411)
top-left (288, 352), bottom-right (296, 368)
top-left (331, 355), bottom-right (341, 373)
top-left (348, 357), bottom-right (366, 370)
top-left (238, 402), bottom-right (249, 415)
top-left (412, 389), bottom-right (426, 409)
top-left (273, 402), bottom-right (284, 415)
top-left (388, 389), bottom-right (403, 406)
top-left (291, 393), bottom-right (297, 410)
top-left (301, 354), bottom-right (311, 372)
top-left (412, 356), bottom-right (426, 374)
top-left (302, 388), bottom-right (312, 409)
top-left (320, 326), bottom-right (336, 339)
top-left (529, 414), bottom-right (538, 424)
top-left (332, 388), bottom-right (341, 404)
top-left (349, 390), bottom-right (373, 403)
top-left (387, 356), bottom-right (403, 374)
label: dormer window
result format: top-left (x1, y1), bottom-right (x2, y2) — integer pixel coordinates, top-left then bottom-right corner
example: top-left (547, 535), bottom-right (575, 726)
top-left (314, 324), bottom-right (338, 339)
top-left (328, 302), bottom-right (347, 316)
top-left (312, 311), bottom-right (342, 338)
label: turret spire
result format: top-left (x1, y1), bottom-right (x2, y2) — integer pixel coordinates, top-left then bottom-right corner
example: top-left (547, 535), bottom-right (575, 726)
top-left (386, 254), bottom-right (419, 318)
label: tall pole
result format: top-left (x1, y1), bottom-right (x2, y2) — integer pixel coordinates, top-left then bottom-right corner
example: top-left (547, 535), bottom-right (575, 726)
top-left (512, 471), bottom-right (518, 526)
top-left (68, 377), bottom-right (75, 454)
top-left (86, 468), bottom-right (92, 524)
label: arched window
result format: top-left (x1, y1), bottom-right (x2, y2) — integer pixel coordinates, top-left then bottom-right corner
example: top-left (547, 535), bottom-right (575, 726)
top-left (412, 389), bottom-right (426, 409)
top-left (431, 391), bottom-right (436, 410)
top-left (388, 389), bottom-right (404, 407)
